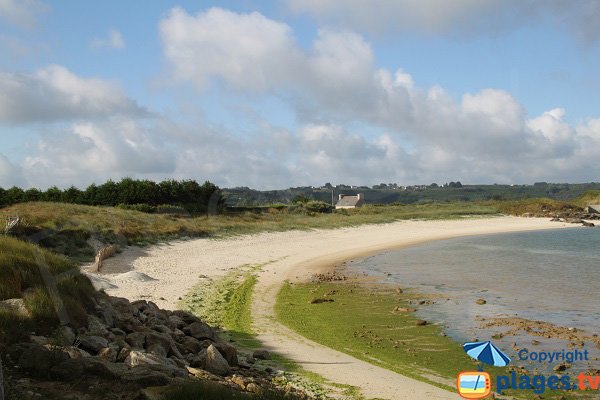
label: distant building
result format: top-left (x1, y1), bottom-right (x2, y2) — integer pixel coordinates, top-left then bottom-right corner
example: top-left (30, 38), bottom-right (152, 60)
top-left (585, 205), bottom-right (600, 214)
top-left (335, 194), bottom-right (364, 209)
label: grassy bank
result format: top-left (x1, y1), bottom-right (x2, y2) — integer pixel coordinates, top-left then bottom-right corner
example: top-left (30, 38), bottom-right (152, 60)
top-left (276, 281), bottom-right (582, 399)
top-left (1, 201), bottom-right (499, 260)
top-left (0, 236), bottom-right (95, 349)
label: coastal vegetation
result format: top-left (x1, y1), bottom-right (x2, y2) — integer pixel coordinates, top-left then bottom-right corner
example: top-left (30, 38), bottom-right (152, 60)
top-left (276, 281), bottom-right (584, 399)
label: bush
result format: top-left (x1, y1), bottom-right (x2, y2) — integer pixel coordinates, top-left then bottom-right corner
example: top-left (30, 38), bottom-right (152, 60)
top-left (116, 203), bottom-right (156, 213)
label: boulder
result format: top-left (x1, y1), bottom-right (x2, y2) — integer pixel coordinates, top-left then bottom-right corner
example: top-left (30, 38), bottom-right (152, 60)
top-left (215, 341), bottom-right (238, 366)
top-left (125, 350), bottom-right (163, 367)
top-left (78, 335), bottom-right (109, 354)
top-left (62, 346), bottom-right (92, 359)
top-left (19, 344), bottom-right (69, 378)
top-left (252, 349), bottom-right (271, 360)
top-left (97, 347), bottom-right (118, 363)
top-left (0, 298), bottom-right (30, 317)
top-left (121, 366), bottom-right (172, 386)
top-left (147, 344), bottom-right (168, 358)
top-left (475, 299), bottom-right (487, 305)
top-left (50, 357), bottom-right (124, 381)
top-left (183, 321), bottom-right (215, 340)
top-left (125, 331), bottom-right (146, 349)
top-left (204, 344), bottom-right (230, 376)
top-left (178, 336), bottom-right (203, 354)
top-left (415, 320), bottom-right (428, 326)
top-left (168, 315), bottom-right (185, 330)
top-left (56, 326), bottom-right (76, 346)
top-left (172, 310), bottom-right (202, 325)
top-left (145, 332), bottom-right (172, 352)
top-left (87, 315), bottom-right (109, 336)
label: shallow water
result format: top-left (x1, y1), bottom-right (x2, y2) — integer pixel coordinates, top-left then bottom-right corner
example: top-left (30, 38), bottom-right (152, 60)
top-left (348, 227), bottom-right (600, 372)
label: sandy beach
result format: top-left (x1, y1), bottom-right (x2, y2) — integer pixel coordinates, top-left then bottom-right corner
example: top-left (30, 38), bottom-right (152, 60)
top-left (94, 216), bottom-right (570, 399)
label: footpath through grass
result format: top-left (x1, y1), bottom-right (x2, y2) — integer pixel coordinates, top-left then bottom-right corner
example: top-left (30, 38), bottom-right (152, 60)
top-left (276, 281), bottom-right (584, 400)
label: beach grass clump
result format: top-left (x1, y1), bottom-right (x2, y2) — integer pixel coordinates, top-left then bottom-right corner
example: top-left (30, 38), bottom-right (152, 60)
top-left (0, 236), bottom-right (95, 346)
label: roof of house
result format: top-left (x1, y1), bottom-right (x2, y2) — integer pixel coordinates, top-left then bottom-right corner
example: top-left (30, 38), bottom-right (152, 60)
top-left (336, 195), bottom-right (362, 207)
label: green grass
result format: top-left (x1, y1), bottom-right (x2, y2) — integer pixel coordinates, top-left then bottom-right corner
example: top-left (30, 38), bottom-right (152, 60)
top-left (180, 264), bottom-right (263, 349)
top-left (0, 236), bottom-right (95, 347)
top-left (1, 201), bottom-right (500, 260)
top-left (276, 282), bottom-right (585, 400)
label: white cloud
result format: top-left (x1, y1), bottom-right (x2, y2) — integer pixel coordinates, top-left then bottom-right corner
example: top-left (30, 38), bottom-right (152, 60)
top-left (21, 118), bottom-right (175, 188)
top-left (91, 28), bottom-right (126, 49)
top-left (0, 65), bottom-right (148, 123)
top-left (159, 7), bottom-right (301, 91)
top-left (287, 0), bottom-right (600, 44)
top-left (0, 0), bottom-right (48, 30)
top-left (156, 7), bottom-right (600, 186)
top-left (0, 153), bottom-right (25, 187)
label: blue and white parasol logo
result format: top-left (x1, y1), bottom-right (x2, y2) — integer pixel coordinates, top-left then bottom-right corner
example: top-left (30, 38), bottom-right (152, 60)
top-left (463, 341), bottom-right (511, 367)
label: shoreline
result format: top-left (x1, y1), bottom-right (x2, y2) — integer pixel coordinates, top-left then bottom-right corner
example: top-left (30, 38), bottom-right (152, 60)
top-left (95, 216), bottom-right (572, 399)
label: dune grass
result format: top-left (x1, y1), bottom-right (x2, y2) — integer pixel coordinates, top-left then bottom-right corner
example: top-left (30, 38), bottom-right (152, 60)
top-left (1, 201), bottom-right (500, 260)
top-left (0, 236), bottom-right (95, 347)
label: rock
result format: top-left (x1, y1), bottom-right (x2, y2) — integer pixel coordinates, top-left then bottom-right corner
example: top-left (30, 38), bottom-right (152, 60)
top-left (97, 347), bottom-right (118, 363)
top-left (78, 335), bottom-right (109, 354)
top-left (215, 341), bottom-right (238, 366)
top-left (230, 375), bottom-right (246, 389)
top-left (172, 310), bottom-right (202, 325)
top-left (179, 336), bottom-right (203, 354)
top-left (168, 315), bottom-right (185, 330)
top-left (152, 324), bottom-right (172, 335)
top-left (245, 355), bottom-right (256, 364)
top-left (121, 366), bottom-right (172, 386)
top-left (531, 340), bottom-right (541, 346)
top-left (582, 221), bottom-right (595, 227)
top-left (395, 288), bottom-right (403, 294)
top-left (253, 349), bottom-right (271, 360)
top-left (309, 298), bottom-right (334, 304)
top-left (19, 344), bottom-right (69, 378)
top-left (205, 344), bottom-right (230, 376)
top-left (62, 346), bottom-right (92, 359)
top-left (146, 332), bottom-right (172, 352)
top-left (87, 315), bottom-right (110, 336)
top-left (56, 326), bottom-right (76, 346)
top-left (393, 307), bottom-right (416, 313)
top-left (116, 347), bottom-right (131, 363)
top-left (475, 299), bottom-right (487, 305)
top-left (126, 331), bottom-right (146, 349)
top-left (110, 328), bottom-right (127, 337)
top-left (29, 335), bottom-right (50, 345)
top-left (50, 357), bottom-right (124, 381)
top-left (554, 363), bottom-right (571, 372)
top-left (125, 350), bottom-right (163, 367)
top-left (415, 320), bottom-right (428, 326)
top-left (183, 321), bottom-right (215, 340)
top-left (147, 344), bottom-right (168, 358)
top-left (246, 382), bottom-right (263, 395)
top-left (0, 298), bottom-right (30, 317)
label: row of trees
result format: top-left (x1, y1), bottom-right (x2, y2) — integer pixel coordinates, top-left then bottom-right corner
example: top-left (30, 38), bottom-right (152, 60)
top-left (0, 178), bottom-right (224, 213)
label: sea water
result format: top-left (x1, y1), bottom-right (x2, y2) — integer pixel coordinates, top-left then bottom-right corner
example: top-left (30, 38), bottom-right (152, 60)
top-left (348, 227), bottom-right (600, 372)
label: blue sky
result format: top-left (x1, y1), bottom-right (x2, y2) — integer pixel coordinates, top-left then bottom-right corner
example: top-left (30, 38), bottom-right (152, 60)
top-left (1, 0), bottom-right (599, 189)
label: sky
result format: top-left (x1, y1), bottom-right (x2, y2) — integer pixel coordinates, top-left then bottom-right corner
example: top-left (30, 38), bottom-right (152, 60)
top-left (0, 0), bottom-right (599, 190)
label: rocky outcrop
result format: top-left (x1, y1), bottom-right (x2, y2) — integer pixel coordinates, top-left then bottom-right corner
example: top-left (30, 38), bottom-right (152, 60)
top-left (2, 293), bottom-right (311, 400)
